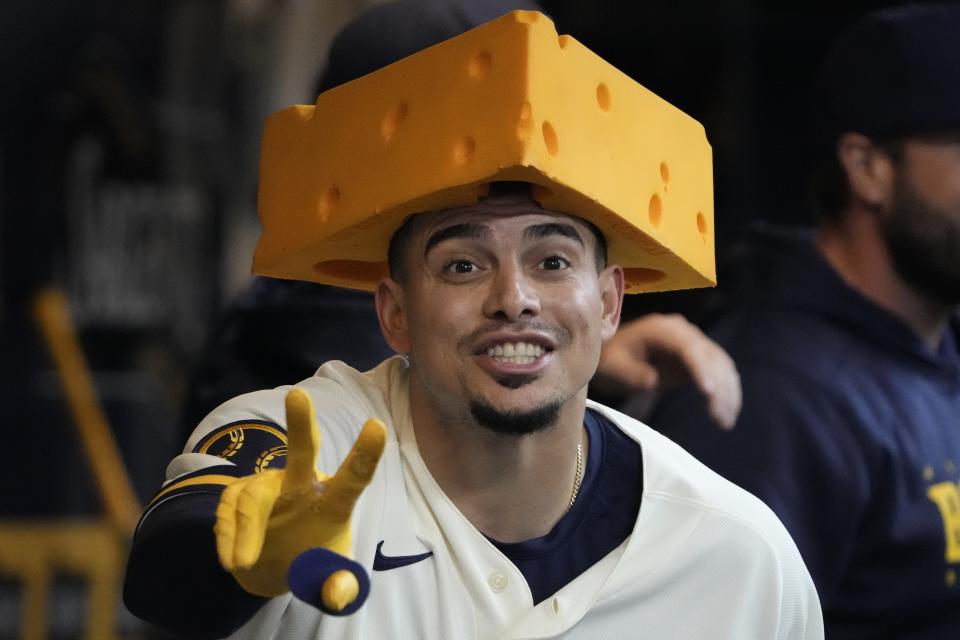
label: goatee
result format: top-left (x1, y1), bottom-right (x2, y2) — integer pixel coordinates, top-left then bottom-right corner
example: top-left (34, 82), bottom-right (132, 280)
top-left (469, 399), bottom-right (562, 436)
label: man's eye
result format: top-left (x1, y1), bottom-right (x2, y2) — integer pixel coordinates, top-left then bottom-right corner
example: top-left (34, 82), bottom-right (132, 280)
top-left (541, 256), bottom-right (570, 271)
top-left (447, 260), bottom-right (476, 274)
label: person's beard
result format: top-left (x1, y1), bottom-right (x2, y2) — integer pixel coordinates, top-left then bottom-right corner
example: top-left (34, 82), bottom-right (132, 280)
top-left (469, 398), bottom-right (562, 436)
top-left (880, 173), bottom-right (960, 306)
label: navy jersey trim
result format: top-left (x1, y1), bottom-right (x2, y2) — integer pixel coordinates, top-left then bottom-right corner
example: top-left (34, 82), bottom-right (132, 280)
top-left (489, 408), bottom-right (643, 604)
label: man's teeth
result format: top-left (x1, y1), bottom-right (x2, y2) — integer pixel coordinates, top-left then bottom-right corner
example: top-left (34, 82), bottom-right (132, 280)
top-left (485, 342), bottom-right (545, 363)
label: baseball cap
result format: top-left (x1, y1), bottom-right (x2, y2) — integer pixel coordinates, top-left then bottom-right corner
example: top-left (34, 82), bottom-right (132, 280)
top-left (819, 3), bottom-right (960, 142)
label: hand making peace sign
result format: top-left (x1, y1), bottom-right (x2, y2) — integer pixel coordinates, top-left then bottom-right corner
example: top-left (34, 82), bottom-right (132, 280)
top-left (215, 387), bottom-right (387, 612)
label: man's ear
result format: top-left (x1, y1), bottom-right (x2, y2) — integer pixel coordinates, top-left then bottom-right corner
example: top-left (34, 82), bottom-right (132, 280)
top-left (598, 265), bottom-right (624, 342)
top-left (375, 279), bottom-right (411, 354)
top-left (837, 132), bottom-right (896, 210)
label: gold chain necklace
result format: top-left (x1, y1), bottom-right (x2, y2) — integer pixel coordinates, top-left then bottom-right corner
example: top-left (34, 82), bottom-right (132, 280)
top-left (567, 440), bottom-right (584, 511)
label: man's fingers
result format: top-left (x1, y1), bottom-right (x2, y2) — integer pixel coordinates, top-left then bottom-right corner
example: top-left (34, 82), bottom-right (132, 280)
top-left (216, 472), bottom-right (282, 570)
top-left (323, 419), bottom-right (387, 519)
top-left (232, 481), bottom-right (270, 568)
top-left (606, 351), bottom-right (660, 392)
top-left (706, 356), bottom-right (742, 430)
top-left (595, 336), bottom-right (657, 397)
top-left (284, 388), bottom-right (322, 492)
top-left (684, 340), bottom-right (741, 429)
top-left (619, 313), bottom-right (741, 429)
top-left (625, 359), bottom-right (660, 391)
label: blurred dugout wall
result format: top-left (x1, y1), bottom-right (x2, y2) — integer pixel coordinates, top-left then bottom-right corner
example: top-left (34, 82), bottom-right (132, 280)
top-left (0, 1), bottom-right (376, 637)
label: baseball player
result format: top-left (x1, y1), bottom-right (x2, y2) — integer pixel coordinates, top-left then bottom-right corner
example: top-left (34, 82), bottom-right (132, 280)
top-left (124, 10), bottom-right (822, 639)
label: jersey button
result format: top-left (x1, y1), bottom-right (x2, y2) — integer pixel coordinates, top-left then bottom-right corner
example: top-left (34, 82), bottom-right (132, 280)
top-left (487, 571), bottom-right (508, 593)
top-left (551, 596), bottom-right (562, 615)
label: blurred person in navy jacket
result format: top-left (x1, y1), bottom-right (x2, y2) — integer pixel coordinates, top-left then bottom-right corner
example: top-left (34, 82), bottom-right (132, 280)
top-left (653, 5), bottom-right (960, 638)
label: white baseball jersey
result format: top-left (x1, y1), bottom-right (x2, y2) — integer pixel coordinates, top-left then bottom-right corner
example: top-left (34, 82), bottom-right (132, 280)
top-left (164, 356), bottom-right (823, 639)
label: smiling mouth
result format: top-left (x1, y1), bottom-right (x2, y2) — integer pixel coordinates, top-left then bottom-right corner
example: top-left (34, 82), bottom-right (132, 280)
top-left (484, 341), bottom-right (549, 364)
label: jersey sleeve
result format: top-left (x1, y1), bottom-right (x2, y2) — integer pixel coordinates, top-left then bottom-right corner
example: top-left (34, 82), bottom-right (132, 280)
top-left (772, 517), bottom-right (826, 640)
top-left (652, 363), bottom-right (874, 606)
top-left (123, 373), bottom-right (381, 636)
top-left (123, 389), bottom-right (294, 637)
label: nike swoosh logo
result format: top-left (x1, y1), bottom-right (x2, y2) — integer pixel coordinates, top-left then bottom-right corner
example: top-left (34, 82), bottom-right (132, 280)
top-left (373, 540), bottom-right (433, 571)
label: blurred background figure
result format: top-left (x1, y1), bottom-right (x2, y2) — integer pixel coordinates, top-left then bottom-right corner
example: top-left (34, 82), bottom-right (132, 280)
top-left (653, 4), bottom-right (960, 638)
top-left (0, 0), bottom-right (923, 637)
top-left (593, 312), bottom-right (741, 429)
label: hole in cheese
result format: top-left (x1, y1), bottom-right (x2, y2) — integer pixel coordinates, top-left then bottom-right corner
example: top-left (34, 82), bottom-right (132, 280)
top-left (660, 161), bottom-right (670, 184)
top-left (623, 268), bottom-right (667, 287)
top-left (558, 35), bottom-right (572, 50)
top-left (648, 193), bottom-right (662, 227)
top-left (313, 260), bottom-right (388, 284)
top-left (468, 52), bottom-right (492, 80)
top-left (542, 121), bottom-right (559, 156)
top-left (453, 137), bottom-right (476, 164)
top-left (381, 103), bottom-right (408, 145)
top-left (596, 83), bottom-right (611, 111)
top-left (318, 186), bottom-right (340, 222)
top-left (697, 212), bottom-right (708, 236)
top-left (517, 102), bottom-right (533, 139)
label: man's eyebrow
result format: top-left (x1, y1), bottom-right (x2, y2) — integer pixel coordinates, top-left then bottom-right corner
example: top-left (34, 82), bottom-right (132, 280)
top-left (523, 222), bottom-right (585, 247)
top-left (424, 222), bottom-right (491, 255)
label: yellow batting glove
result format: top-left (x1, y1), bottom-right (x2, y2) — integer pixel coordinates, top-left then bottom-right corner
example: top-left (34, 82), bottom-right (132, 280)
top-left (214, 387), bottom-right (386, 612)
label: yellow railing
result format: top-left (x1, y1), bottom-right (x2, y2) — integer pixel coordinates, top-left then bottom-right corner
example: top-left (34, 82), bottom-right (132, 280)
top-left (0, 288), bottom-right (142, 640)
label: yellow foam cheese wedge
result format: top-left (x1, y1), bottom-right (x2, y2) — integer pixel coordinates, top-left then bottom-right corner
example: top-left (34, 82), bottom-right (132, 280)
top-left (254, 10), bottom-right (715, 294)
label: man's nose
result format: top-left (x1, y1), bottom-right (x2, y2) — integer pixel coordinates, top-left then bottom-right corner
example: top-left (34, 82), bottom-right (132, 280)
top-left (481, 263), bottom-right (541, 321)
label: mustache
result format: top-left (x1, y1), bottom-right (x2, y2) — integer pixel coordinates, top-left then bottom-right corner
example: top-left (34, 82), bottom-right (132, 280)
top-left (457, 320), bottom-right (570, 351)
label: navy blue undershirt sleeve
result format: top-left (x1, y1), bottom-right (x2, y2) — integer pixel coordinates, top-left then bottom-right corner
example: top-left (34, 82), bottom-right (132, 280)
top-left (124, 491), bottom-right (268, 639)
top-left (490, 409), bottom-right (643, 604)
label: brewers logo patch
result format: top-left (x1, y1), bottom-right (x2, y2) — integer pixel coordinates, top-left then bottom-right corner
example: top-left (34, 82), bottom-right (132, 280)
top-left (193, 420), bottom-right (288, 474)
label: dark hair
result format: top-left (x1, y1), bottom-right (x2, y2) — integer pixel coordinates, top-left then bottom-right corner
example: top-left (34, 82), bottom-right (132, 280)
top-left (386, 206), bottom-right (608, 283)
top-left (387, 216), bottom-right (418, 283)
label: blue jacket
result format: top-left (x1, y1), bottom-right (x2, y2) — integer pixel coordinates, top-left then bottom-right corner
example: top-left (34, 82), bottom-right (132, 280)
top-left (654, 225), bottom-right (960, 638)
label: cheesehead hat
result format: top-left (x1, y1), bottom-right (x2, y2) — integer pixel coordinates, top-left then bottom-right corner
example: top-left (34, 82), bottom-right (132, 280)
top-left (253, 10), bottom-right (715, 294)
